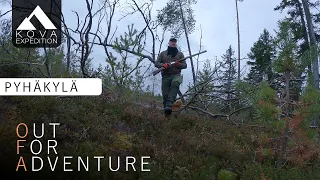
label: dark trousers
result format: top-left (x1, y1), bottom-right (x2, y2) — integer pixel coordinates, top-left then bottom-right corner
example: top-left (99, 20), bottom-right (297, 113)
top-left (161, 74), bottom-right (183, 108)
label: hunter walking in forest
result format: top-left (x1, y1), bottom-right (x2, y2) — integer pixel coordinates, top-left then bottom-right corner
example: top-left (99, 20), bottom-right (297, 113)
top-left (155, 38), bottom-right (187, 116)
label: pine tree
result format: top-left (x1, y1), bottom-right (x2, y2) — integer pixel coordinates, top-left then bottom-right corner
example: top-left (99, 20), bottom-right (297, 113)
top-left (275, 0), bottom-right (310, 55)
top-left (156, 0), bottom-right (196, 38)
top-left (274, 1), bottom-right (320, 95)
top-left (254, 19), bottom-right (319, 168)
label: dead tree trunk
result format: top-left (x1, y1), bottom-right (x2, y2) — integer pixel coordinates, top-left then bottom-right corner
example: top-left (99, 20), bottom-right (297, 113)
top-left (277, 70), bottom-right (290, 168)
top-left (178, 0), bottom-right (196, 85)
top-left (235, 0), bottom-right (241, 81)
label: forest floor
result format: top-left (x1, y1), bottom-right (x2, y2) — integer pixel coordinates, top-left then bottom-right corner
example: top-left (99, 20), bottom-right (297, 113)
top-left (0, 96), bottom-right (319, 180)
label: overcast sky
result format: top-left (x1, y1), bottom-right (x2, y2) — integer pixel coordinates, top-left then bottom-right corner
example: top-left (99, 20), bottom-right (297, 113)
top-left (1, 0), bottom-right (287, 94)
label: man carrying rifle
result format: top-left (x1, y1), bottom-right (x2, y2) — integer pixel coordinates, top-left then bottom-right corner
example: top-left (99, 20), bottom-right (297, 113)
top-left (155, 37), bottom-right (187, 116)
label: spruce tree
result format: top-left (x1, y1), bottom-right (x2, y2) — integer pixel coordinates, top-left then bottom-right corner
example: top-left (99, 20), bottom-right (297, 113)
top-left (246, 29), bottom-right (276, 87)
top-left (220, 45), bottom-right (237, 112)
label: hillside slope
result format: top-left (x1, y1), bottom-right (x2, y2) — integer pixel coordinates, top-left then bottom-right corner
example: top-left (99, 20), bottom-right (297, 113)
top-left (0, 96), bottom-right (319, 180)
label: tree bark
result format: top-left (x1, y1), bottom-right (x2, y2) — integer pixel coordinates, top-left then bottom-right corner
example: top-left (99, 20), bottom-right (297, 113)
top-left (301, 0), bottom-right (319, 127)
top-left (295, 0), bottom-right (310, 70)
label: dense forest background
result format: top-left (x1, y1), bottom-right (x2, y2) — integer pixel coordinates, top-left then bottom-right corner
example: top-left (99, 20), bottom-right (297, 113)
top-left (0, 0), bottom-right (320, 179)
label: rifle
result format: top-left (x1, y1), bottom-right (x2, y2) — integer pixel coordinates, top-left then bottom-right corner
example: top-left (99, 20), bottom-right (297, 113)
top-left (152, 50), bottom-right (207, 76)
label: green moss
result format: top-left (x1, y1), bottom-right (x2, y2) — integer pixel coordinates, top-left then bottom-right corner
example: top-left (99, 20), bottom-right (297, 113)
top-left (217, 169), bottom-right (237, 180)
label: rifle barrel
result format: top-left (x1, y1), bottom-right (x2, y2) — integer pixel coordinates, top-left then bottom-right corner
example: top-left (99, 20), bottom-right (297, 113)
top-left (180, 50), bottom-right (207, 61)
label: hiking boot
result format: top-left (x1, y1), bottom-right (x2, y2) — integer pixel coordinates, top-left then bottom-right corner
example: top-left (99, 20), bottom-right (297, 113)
top-left (164, 101), bottom-right (173, 115)
top-left (164, 106), bottom-right (172, 115)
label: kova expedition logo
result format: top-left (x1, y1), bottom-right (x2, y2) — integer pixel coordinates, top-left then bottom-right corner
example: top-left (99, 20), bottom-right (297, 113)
top-left (12, 0), bottom-right (62, 48)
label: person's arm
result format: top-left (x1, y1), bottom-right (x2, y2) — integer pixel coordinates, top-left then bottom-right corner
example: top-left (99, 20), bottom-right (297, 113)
top-left (155, 52), bottom-right (163, 68)
top-left (175, 52), bottom-right (187, 69)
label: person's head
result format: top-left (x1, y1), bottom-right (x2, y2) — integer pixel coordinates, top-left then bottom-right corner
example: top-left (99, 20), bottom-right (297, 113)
top-left (168, 38), bottom-right (177, 48)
